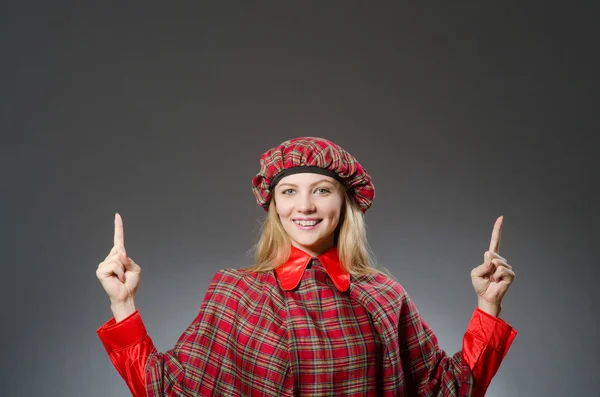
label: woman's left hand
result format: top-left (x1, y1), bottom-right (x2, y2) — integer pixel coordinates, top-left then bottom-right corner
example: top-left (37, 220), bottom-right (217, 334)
top-left (470, 216), bottom-right (515, 317)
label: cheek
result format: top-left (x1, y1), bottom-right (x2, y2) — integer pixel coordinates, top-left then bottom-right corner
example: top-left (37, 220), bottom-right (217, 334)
top-left (275, 201), bottom-right (292, 219)
top-left (324, 202), bottom-right (343, 220)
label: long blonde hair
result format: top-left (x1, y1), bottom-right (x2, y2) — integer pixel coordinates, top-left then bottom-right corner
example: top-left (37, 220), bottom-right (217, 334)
top-left (246, 187), bottom-right (381, 275)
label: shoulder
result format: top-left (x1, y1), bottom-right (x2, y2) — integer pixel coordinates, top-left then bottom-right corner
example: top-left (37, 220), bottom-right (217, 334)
top-left (352, 272), bottom-right (408, 301)
top-left (350, 272), bottom-right (410, 320)
top-left (206, 268), bottom-right (278, 302)
top-left (351, 272), bottom-right (424, 335)
top-left (210, 267), bottom-right (275, 286)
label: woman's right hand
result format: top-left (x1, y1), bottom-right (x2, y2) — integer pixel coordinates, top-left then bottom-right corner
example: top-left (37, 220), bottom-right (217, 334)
top-left (96, 213), bottom-right (141, 309)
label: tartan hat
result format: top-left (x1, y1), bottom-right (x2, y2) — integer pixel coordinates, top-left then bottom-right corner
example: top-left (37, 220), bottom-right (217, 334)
top-left (252, 137), bottom-right (375, 213)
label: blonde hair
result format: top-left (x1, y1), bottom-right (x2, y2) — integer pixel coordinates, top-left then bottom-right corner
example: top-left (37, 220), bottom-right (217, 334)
top-left (246, 187), bottom-right (381, 275)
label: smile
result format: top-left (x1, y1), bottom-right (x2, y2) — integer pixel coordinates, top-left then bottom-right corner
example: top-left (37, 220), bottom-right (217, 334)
top-left (293, 219), bottom-right (322, 228)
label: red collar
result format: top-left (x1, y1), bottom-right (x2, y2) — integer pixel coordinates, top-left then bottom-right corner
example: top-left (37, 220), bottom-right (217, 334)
top-left (275, 245), bottom-right (350, 292)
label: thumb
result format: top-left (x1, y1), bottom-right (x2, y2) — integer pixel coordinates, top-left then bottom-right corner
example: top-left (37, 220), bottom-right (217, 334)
top-left (125, 256), bottom-right (141, 273)
top-left (471, 261), bottom-right (494, 278)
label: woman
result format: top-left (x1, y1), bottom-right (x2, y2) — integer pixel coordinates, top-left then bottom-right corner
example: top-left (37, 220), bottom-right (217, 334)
top-left (97, 137), bottom-right (517, 396)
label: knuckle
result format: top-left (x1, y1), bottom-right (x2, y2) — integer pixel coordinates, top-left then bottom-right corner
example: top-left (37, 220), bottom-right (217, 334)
top-left (100, 261), bottom-right (113, 271)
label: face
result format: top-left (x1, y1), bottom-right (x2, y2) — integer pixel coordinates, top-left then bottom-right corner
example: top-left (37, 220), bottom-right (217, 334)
top-left (274, 173), bottom-right (344, 257)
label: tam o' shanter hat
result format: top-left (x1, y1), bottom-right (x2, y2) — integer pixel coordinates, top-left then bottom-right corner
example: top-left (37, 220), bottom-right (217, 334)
top-left (252, 137), bottom-right (375, 213)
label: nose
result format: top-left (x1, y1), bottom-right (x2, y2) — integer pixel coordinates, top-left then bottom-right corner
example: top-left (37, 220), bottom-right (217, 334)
top-left (296, 191), bottom-right (316, 212)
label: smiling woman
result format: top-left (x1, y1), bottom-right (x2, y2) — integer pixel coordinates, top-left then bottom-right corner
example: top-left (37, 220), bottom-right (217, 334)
top-left (274, 174), bottom-right (344, 257)
top-left (96, 136), bottom-right (517, 396)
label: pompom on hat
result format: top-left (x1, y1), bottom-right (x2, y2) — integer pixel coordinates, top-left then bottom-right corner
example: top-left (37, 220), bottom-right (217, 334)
top-left (252, 137), bottom-right (375, 213)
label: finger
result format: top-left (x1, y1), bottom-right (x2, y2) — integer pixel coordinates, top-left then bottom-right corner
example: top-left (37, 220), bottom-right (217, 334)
top-left (484, 250), bottom-right (493, 265)
top-left (104, 252), bottom-right (138, 274)
top-left (97, 259), bottom-right (125, 282)
top-left (471, 261), bottom-right (495, 278)
top-left (109, 245), bottom-right (125, 256)
top-left (488, 216), bottom-right (503, 254)
top-left (114, 213), bottom-right (125, 248)
top-left (486, 251), bottom-right (507, 263)
top-left (125, 256), bottom-right (141, 273)
top-left (104, 249), bottom-right (127, 263)
top-left (118, 251), bottom-right (134, 271)
top-left (491, 258), bottom-right (512, 270)
top-left (491, 266), bottom-right (514, 283)
top-left (111, 262), bottom-right (125, 282)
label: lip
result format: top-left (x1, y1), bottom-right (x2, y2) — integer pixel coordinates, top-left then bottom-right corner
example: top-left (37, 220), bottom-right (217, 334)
top-left (292, 218), bottom-right (322, 230)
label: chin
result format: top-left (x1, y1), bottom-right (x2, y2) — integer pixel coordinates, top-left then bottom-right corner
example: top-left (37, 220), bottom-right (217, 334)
top-left (292, 238), bottom-right (319, 247)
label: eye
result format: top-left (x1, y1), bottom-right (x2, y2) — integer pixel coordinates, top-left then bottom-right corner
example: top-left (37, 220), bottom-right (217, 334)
top-left (281, 188), bottom-right (296, 195)
top-left (315, 188), bottom-right (331, 194)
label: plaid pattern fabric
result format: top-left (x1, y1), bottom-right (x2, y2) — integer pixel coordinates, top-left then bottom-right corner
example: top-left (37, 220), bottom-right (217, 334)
top-left (252, 137), bottom-right (375, 213)
top-left (98, 260), bottom-right (516, 396)
top-left (146, 264), bottom-right (473, 396)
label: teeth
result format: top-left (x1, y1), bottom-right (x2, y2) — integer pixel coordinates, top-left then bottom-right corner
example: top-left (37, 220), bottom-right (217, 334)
top-left (294, 220), bottom-right (319, 226)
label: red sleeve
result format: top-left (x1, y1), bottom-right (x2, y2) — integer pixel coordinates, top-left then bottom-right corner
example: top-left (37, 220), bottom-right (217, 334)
top-left (396, 285), bottom-right (517, 396)
top-left (97, 309), bottom-right (156, 397)
top-left (462, 308), bottom-right (517, 397)
top-left (96, 269), bottom-right (248, 396)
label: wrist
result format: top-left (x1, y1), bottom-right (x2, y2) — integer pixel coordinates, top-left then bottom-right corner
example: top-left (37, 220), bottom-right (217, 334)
top-left (110, 299), bottom-right (136, 322)
top-left (477, 299), bottom-right (501, 317)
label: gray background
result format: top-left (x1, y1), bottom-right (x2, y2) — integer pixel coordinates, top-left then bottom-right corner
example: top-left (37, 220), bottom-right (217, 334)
top-left (1, 1), bottom-right (598, 396)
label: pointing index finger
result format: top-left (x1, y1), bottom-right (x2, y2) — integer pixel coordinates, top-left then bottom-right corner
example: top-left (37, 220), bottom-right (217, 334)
top-left (489, 215), bottom-right (503, 253)
top-left (114, 212), bottom-right (125, 248)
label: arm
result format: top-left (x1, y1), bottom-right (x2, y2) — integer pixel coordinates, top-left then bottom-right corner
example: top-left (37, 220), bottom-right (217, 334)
top-left (398, 290), bottom-right (516, 397)
top-left (398, 289), bottom-right (472, 396)
top-left (397, 217), bottom-right (516, 395)
top-left (97, 214), bottom-right (224, 396)
top-left (97, 299), bottom-right (209, 397)
top-left (97, 308), bottom-right (207, 397)
top-left (463, 308), bottom-right (517, 397)
top-left (97, 309), bottom-right (155, 397)
top-left (466, 216), bottom-right (517, 395)
top-left (95, 213), bottom-right (148, 396)
top-left (97, 269), bottom-right (245, 396)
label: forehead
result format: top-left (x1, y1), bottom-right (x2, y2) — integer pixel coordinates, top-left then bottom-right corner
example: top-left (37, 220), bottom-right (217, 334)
top-left (277, 172), bottom-right (337, 187)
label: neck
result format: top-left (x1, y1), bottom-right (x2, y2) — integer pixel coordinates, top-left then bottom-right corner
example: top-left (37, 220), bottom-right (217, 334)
top-left (291, 240), bottom-right (336, 258)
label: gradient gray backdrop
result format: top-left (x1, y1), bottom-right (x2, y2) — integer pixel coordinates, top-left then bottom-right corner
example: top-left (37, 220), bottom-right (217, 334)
top-left (2, 2), bottom-right (598, 396)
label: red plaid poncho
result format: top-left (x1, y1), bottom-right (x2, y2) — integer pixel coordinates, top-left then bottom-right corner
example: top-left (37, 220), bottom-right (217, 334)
top-left (98, 246), bottom-right (516, 396)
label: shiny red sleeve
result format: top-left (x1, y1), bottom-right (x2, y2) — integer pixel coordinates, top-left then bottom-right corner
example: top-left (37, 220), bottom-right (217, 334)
top-left (462, 308), bottom-right (517, 397)
top-left (97, 309), bottom-right (155, 397)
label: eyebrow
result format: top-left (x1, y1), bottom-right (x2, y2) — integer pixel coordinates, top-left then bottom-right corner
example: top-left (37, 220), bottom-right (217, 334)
top-left (277, 179), bottom-right (336, 189)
